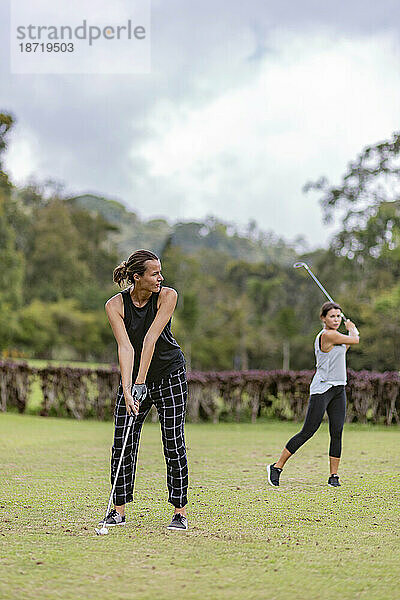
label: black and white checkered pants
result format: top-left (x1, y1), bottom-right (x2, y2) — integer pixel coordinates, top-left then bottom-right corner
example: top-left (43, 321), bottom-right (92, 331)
top-left (111, 368), bottom-right (188, 508)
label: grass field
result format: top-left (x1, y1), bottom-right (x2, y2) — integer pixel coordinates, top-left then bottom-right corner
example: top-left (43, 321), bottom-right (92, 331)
top-left (0, 414), bottom-right (399, 600)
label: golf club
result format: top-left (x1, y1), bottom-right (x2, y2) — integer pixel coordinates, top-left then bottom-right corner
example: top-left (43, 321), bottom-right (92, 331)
top-left (293, 262), bottom-right (347, 320)
top-left (95, 413), bottom-right (135, 536)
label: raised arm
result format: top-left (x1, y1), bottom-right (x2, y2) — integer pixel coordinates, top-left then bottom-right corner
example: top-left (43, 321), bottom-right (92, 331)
top-left (105, 294), bottom-right (138, 415)
top-left (135, 287), bottom-right (178, 384)
top-left (321, 319), bottom-right (360, 352)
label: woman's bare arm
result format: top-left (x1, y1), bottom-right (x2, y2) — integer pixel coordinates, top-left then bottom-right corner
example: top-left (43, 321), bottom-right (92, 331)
top-left (105, 294), bottom-right (138, 414)
top-left (321, 320), bottom-right (360, 352)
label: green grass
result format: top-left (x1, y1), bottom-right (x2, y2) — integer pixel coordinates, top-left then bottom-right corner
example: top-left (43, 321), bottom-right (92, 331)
top-left (0, 414), bottom-right (399, 600)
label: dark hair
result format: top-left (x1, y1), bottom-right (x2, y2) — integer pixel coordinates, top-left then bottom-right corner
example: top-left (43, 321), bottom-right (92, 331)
top-left (320, 301), bottom-right (342, 318)
top-left (113, 249), bottom-right (159, 287)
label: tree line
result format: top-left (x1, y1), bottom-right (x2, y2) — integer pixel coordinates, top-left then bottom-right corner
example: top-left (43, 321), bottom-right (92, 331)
top-left (0, 112), bottom-right (399, 372)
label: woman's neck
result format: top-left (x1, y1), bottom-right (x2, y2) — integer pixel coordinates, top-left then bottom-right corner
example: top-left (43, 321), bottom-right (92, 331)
top-left (130, 285), bottom-right (152, 307)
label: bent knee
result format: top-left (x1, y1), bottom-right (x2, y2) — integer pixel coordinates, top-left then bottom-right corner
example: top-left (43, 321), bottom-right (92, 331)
top-left (300, 427), bottom-right (319, 440)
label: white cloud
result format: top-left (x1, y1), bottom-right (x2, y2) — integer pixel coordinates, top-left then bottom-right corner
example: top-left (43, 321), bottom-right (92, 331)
top-left (2, 1), bottom-right (400, 248)
top-left (133, 30), bottom-right (400, 245)
top-left (5, 129), bottom-right (40, 184)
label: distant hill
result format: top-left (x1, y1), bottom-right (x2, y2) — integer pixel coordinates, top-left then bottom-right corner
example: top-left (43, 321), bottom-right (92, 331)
top-left (70, 194), bottom-right (172, 257)
top-left (70, 193), bottom-right (134, 226)
top-left (70, 193), bottom-right (297, 265)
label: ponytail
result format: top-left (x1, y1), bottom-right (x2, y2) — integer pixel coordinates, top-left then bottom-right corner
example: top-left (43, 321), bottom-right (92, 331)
top-left (113, 250), bottom-right (159, 288)
top-left (112, 260), bottom-right (128, 287)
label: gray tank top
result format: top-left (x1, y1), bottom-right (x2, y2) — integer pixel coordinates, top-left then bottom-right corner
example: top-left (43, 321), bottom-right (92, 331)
top-left (309, 330), bottom-right (347, 395)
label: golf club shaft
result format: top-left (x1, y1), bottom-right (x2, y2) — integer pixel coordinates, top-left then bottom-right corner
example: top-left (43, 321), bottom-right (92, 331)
top-left (294, 262), bottom-right (347, 320)
top-left (303, 266), bottom-right (335, 303)
top-left (101, 414), bottom-right (135, 524)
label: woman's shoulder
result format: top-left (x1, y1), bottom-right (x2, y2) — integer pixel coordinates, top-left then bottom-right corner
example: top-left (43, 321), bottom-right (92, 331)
top-left (155, 287), bottom-right (178, 312)
top-left (159, 286), bottom-right (178, 300)
top-left (320, 328), bottom-right (334, 341)
top-left (105, 290), bottom-right (125, 314)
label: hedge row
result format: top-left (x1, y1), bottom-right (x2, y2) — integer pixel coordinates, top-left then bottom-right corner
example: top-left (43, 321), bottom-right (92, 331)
top-left (1, 361), bottom-right (399, 425)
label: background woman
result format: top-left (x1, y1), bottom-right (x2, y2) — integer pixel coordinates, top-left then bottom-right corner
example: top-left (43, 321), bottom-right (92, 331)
top-left (267, 302), bottom-right (359, 487)
top-left (100, 249), bottom-right (189, 530)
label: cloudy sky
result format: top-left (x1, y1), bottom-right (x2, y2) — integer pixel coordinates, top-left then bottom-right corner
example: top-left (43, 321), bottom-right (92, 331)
top-left (1, 0), bottom-right (400, 247)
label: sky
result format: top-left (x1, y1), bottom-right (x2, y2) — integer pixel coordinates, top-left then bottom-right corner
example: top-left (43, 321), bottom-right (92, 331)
top-left (1, 0), bottom-right (400, 248)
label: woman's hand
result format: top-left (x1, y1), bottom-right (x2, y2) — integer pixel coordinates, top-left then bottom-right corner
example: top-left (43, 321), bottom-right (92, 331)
top-left (124, 391), bottom-right (139, 416)
top-left (124, 383), bottom-right (147, 416)
top-left (345, 319), bottom-right (359, 336)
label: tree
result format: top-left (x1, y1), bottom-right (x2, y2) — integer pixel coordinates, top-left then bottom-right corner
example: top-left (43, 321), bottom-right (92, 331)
top-left (301, 131), bottom-right (400, 371)
top-left (26, 199), bottom-right (90, 302)
top-left (0, 197), bottom-right (24, 349)
top-left (67, 202), bottom-right (119, 307)
top-left (178, 291), bottom-right (199, 371)
top-left (305, 131), bottom-right (400, 266)
top-left (15, 299), bottom-right (111, 360)
top-left (357, 284), bottom-right (400, 371)
top-left (0, 112), bottom-right (14, 193)
top-left (274, 307), bottom-right (299, 370)
top-left (0, 113), bottom-right (24, 351)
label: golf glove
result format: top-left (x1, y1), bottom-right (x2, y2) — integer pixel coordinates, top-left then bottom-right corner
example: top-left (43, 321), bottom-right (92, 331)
top-left (345, 320), bottom-right (359, 336)
top-left (132, 383), bottom-right (147, 402)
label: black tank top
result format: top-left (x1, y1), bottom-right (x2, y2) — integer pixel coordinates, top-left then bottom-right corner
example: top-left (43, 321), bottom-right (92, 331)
top-left (121, 288), bottom-right (185, 383)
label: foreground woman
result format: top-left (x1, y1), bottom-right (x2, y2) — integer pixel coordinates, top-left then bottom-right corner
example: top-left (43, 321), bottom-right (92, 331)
top-left (101, 249), bottom-right (188, 530)
top-left (267, 302), bottom-right (359, 487)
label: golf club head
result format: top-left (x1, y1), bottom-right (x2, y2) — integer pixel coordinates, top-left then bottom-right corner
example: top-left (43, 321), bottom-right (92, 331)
top-left (95, 526), bottom-right (109, 536)
top-left (293, 262), bottom-right (308, 269)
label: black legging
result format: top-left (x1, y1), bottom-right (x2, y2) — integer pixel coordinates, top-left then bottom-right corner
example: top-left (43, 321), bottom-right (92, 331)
top-left (286, 385), bottom-right (346, 458)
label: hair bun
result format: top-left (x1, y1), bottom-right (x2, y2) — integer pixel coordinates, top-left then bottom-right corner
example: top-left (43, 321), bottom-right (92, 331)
top-left (113, 260), bottom-right (129, 287)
